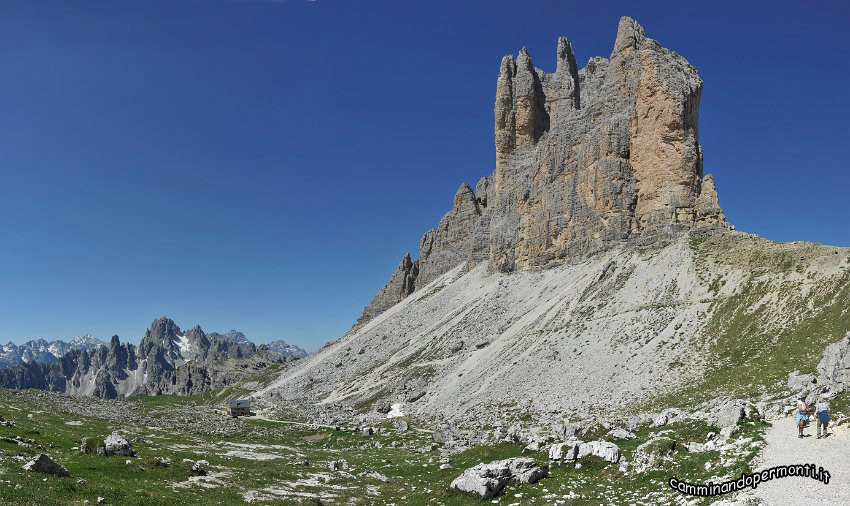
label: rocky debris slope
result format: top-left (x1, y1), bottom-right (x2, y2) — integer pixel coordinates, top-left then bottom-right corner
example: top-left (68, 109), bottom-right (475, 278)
top-left (0, 318), bottom-right (297, 399)
top-left (358, 16), bottom-right (730, 326)
top-left (258, 231), bottom-right (850, 426)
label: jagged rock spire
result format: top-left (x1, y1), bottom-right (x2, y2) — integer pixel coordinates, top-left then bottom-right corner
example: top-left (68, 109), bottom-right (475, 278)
top-left (612, 16), bottom-right (646, 55)
top-left (494, 48), bottom-right (549, 157)
top-left (359, 16), bottom-right (730, 324)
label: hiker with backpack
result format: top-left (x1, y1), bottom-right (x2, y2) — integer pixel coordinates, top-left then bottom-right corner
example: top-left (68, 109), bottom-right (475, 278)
top-left (795, 395), bottom-right (809, 438)
top-left (816, 396), bottom-right (830, 439)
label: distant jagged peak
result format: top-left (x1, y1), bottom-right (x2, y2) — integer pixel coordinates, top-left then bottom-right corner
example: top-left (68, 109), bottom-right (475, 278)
top-left (223, 330), bottom-right (250, 345)
top-left (265, 339), bottom-right (309, 359)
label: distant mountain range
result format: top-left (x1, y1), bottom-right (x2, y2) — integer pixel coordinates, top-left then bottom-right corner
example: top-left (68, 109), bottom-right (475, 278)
top-left (0, 318), bottom-right (309, 399)
top-left (216, 330), bottom-right (308, 359)
top-left (0, 335), bottom-right (107, 369)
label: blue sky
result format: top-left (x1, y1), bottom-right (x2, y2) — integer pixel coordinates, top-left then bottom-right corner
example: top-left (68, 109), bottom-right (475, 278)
top-left (0, 1), bottom-right (847, 349)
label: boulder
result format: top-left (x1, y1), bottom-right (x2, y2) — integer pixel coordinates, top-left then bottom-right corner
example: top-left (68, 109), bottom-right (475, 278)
top-left (98, 432), bottom-right (134, 457)
top-left (713, 401), bottom-right (744, 428)
top-left (394, 419), bottom-right (409, 433)
top-left (632, 437), bottom-right (676, 473)
top-left (23, 454), bottom-right (69, 476)
top-left (577, 441), bottom-right (621, 463)
top-left (450, 461), bottom-right (512, 498)
top-left (450, 457), bottom-right (547, 498)
top-left (507, 457), bottom-right (548, 484)
top-left (548, 441), bottom-right (581, 461)
top-left (651, 408), bottom-right (684, 428)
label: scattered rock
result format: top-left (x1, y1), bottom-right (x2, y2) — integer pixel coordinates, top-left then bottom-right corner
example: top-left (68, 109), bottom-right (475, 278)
top-left (328, 459), bottom-right (349, 471)
top-left (609, 428), bottom-right (636, 440)
top-left (154, 457), bottom-right (172, 467)
top-left (360, 470), bottom-right (389, 482)
top-left (191, 460), bottom-right (209, 476)
top-left (394, 419), bottom-right (409, 433)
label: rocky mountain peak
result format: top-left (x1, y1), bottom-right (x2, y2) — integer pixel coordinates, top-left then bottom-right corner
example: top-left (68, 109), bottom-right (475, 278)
top-left (358, 16), bottom-right (731, 325)
top-left (147, 317), bottom-right (181, 343)
top-left (612, 15), bottom-right (646, 54)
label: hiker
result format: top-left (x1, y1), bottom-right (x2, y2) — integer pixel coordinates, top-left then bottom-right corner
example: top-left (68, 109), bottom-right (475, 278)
top-left (795, 395), bottom-right (809, 438)
top-left (816, 396), bottom-right (830, 439)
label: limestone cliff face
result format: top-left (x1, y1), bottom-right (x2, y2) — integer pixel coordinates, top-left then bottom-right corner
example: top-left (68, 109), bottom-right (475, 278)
top-left (359, 17), bottom-right (729, 324)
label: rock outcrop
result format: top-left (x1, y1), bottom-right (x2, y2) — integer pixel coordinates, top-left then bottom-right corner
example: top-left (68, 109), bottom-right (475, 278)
top-left (817, 332), bottom-right (850, 393)
top-left (359, 17), bottom-right (729, 325)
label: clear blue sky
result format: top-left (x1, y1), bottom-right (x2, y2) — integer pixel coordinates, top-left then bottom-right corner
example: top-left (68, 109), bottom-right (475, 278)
top-left (0, 1), bottom-right (847, 349)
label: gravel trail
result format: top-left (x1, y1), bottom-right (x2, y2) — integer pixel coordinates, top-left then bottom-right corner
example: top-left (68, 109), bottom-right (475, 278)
top-left (752, 416), bottom-right (850, 505)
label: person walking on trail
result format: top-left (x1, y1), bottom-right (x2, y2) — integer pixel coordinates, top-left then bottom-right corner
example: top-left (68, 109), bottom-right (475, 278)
top-left (816, 396), bottom-right (830, 439)
top-left (796, 395), bottom-right (809, 438)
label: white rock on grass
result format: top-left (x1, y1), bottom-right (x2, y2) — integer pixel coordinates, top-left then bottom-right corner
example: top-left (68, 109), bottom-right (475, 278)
top-left (99, 432), bottom-right (134, 457)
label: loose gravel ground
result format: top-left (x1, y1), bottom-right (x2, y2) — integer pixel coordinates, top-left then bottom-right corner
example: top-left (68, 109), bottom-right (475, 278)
top-left (753, 416), bottom-right (850, 505)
